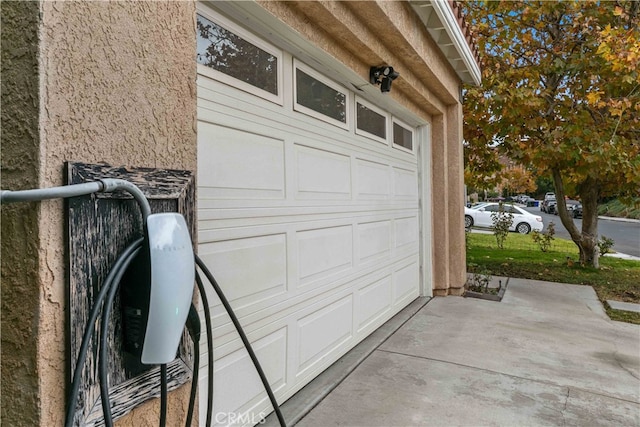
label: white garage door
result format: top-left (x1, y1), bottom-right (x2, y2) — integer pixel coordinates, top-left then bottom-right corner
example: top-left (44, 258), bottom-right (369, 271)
top-left (196, 7), bottom-right (421, 425)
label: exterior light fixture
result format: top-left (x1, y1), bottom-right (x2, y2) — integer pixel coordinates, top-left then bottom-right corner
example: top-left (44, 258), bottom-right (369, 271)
top-left (370, 66), bottom-right (400, 94)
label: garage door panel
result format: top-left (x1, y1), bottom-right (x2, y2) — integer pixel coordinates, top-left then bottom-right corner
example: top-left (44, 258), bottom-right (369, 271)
top-left (394, 215), bottom-right (420, 249)
top-left (393, 166), bottom-right (419, 199)
top-left (209, 327), bottom-right (287, 425)
top-left (393, 260), bottom-right (420, 306)
top-left (297, 225), bottom-right (353, 286)
top-left (198, 76), bottom-right (286, 125)
top-left (357, 220), bottom-right (392, 264)
top-left (356, 275), bottom-right (393, 333)
top-left (198, 122), bottom-right (285, 200)
top-left (204, 256), bottom-right (417, 360)
top-left (356, 158), bottom-right (391, 199)
top-left (296, 295), bottom-right (353, 377)
top-left (198, 234), bottom-right (288, 307)
top-left (196, 214), bottom-right (416, 337)
top-left (198, 200), bottom-right (419, 218)
top-left (294, 144), bottom-right (351, 199)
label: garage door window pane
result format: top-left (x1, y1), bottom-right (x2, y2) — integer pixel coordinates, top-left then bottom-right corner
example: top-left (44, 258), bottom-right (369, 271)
top-left (197, 14), bottom-right (278, 95)
top-left (393, 122), bottom-right (413, 151)
top-left (296, 69), bottom-right (346, 123)
top-left (357, 103), bottom-right (386, 139)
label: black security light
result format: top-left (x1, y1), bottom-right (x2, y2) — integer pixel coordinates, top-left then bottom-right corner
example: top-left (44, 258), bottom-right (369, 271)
top-left (370, 65), bottom-right (400, 93)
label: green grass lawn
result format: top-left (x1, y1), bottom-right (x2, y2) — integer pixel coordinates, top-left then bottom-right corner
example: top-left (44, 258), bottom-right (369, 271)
top-left (466, 232), bottom-right (640, 324)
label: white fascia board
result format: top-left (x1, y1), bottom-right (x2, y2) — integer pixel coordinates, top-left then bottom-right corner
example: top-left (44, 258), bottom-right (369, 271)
top-left (412, 0), bottom-right (482, 86)
top-left (431, 0), bottom-right (482, 85)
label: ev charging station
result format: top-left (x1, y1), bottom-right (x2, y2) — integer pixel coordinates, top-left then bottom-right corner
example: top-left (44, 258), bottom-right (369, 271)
top-left (0, 163), bottom-right (286, 427)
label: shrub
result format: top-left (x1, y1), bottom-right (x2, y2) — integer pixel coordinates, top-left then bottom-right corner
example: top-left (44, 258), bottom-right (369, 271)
top-left (466, 263), bottom-right (492, 293)
top-left (465, 228), bottom-right (471, 252)
top-left (598, 235), bottom-right (615, 255)
top-left (531, 221), bottom-right (555, 252)
top-left (491, 202), bottom-right (513, 249)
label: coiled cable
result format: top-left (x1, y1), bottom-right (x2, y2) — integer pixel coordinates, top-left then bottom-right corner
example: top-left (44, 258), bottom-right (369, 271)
top-left (184, 305), bottom-right (201, 427)
top-left (98, 245), bottom-right (142, 426)
top-left (65, 238), bottom-right (143, 427)
top-left (194, 272), bottom-right (215, 427)
top-left (195, 255), bottom-right (287, 427)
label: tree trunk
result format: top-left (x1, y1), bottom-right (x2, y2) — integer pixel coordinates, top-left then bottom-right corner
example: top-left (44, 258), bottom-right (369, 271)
top-left (551, 169), bottom-right (600, 268)
top-left (577, 178), bottom-right (600, 268)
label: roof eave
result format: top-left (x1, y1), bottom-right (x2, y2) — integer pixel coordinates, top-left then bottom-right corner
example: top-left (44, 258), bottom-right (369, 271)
top-left (409, 0), bottom-right (482, 86)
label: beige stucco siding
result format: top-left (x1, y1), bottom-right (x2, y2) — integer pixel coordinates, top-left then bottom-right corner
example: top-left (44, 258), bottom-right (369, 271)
top-left (2, 1), bottom-right (197, 425)
top-left (1, 1), bottom-right (42, 425)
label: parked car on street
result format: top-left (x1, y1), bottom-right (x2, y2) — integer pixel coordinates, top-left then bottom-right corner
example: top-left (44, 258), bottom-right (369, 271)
top-left (464, 202), bottom-right (544, 234)
top-left (554, 199), bottom-right (581, 217)
top-left (541, 198), bottom-right (557, 214)
top-left (520, 195), bottom-right (535, 205)
top-left (572, 203), bottom-right (582, 218)
top-left (468, 202), bottom-right (490, 210)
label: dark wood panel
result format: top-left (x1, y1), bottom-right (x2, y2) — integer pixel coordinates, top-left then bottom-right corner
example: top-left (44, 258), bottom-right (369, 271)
top-left (66, 162), bottom-right (195, 426)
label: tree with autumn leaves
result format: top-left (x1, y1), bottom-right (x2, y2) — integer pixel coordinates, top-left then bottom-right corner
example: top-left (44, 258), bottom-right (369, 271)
top-left (463, 1), bottom-right (640, 267)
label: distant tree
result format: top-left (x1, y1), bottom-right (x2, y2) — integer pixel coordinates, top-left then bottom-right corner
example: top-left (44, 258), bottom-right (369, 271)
top-left (463, 0), bottom-right (640, 267)
top-left (501, 166), bottom-right (537, 195)
top-left (534, 175), bottom-right (555, 198)
top-left (463, 115), bottom-right (503, 193)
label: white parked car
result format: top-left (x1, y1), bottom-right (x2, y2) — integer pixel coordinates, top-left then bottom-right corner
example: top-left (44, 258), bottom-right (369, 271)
top-left (464, 202), bottom-right (543, 234)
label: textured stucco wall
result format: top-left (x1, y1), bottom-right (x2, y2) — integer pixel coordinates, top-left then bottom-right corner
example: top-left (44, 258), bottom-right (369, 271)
top-left (446, 103), bottom-right (467, 293)
top-left (1, 1), bottom-right (42, 425)
top-left (2, 1), bottom-right (197, 425)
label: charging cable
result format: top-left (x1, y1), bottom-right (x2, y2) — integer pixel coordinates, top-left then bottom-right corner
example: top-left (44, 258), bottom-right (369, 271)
top-left (98, 245), bottom-right (142, 427)
top-left (160, 364), bottom-right (168, 427)
top-left (196, 255), bottom-right (287, 427)
top-left (185, 305), bottom-right (201, 427)
top-left (194, 272), bottom-right (215, 427)
top-left (64, 237), bottom-right (143, 427)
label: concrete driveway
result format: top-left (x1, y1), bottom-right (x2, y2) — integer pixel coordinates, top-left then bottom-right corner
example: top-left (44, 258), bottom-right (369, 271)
top-left (291, 279), bottom-right (640, 426)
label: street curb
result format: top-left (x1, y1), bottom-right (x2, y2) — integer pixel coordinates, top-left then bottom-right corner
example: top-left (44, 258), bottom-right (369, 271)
top-left (604, 252), bottom-right (640, 261)
top-left (598, 215), bottom-right (640, 224)
top-left (607, 300), bottom-right (640, 314)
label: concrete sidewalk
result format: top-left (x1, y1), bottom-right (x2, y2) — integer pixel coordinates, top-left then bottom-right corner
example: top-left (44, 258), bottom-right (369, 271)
top-left (292, 279), bottom-right (640, 426)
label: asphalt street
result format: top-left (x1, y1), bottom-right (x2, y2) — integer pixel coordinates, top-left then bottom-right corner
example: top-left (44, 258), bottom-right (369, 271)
top-left (522, 205), bottom-right (640, 257)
